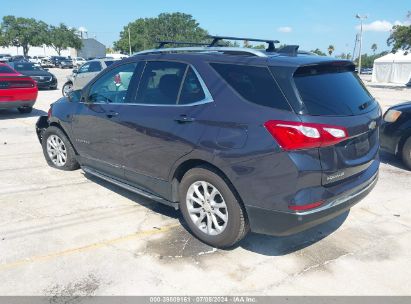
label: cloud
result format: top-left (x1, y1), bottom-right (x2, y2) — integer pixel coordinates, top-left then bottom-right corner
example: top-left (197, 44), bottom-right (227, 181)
top-left (357, 20), bottom-right (410, 32)
top-left (277, 26), bottom-right (292, 33)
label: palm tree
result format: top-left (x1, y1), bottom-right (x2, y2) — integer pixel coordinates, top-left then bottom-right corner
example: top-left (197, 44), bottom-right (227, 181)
top-left (328, 45), bottom-right (335, 56)
top-left (371, 43), bottom-right (378, 55)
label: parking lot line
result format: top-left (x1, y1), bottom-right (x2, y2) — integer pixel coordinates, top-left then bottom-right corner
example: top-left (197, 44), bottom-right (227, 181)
top-left (0, 223), bottom-right (180, 272)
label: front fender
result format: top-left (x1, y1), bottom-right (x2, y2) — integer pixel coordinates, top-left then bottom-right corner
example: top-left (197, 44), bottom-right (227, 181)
top-left (35, 116), bottom-right (49, 143)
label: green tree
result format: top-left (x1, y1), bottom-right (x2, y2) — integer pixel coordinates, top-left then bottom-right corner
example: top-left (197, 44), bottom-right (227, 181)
top-left (387, 25), bottom-right (411, 52)
top-left (0, 16), bottom-right (48, 56)
top-left (327, 45), bottom-right (335, 56)
top-left (371, 43), bottom-right (378, 54)
top-left (310, 48), bottom-right (326, 56)
top-left (114, 13), bottom-right (208, 53)
top-left (48, 23), bottom-right (82, 55)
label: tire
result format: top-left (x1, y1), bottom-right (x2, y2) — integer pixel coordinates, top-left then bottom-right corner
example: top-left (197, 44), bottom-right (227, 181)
top-left (17, 106), bottom-right (32, 114)
top-left (179, 166), bottom-right (249, 248)
top-left (401, 137), bottom-right (411, 170)
top-left (62, 82), bottom-right (73, 97)
top-left (41, 126), bottom-right (80, 171)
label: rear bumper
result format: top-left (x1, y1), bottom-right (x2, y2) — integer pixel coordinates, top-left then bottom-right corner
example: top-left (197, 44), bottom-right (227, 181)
top-left (0, 100), bottom-right (36, 109)
top-left (246, 170), bottom-right (378, 236)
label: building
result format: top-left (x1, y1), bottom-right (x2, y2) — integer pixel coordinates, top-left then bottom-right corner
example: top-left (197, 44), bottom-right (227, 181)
top-left (71, 38), bottom-right (106, 59)
top-left (0, 38), bottom-right (106, 59)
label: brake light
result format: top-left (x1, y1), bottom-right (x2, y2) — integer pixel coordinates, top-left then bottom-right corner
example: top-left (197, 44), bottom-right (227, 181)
top-left (289, 201), bottom-right (324, 211)
top-left (47, 107), bottom-right (52, 119)
top-left (264, 120), bottom-right (348, 150)
top-left (8, 79), bottom-right (36, 88)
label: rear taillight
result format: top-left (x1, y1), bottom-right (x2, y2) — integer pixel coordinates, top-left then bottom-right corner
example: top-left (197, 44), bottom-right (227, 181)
top-left (47, 107), bottom-right (52, 119)
top-left (264, 120), bottom-right (348, 151)
top-left (8, 80), bottom-right (36, 88)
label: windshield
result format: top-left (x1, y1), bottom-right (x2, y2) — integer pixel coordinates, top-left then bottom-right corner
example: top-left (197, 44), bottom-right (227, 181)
top-left (13, 63), bottom-right (42, 71)
top-left (0, 65), bottom-right (15, 73)
top-left (104, 61), bottom-right (115, 67)
top-left (293, 71), bottom-right (376, 116)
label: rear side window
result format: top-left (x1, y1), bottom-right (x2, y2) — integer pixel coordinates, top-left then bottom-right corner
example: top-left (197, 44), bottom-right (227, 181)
top-left (210, 63), bottom-right (291, 111)
top-left (293, 69), bottom-right (375, 116)
top-left (88, 61), bottom-right (102, 72)
top-left (179, 67), bottom-right (206, 104)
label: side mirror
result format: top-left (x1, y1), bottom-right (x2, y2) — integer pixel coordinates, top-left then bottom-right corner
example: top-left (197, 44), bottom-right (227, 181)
top-left (72, 69), bottom-right (78, 74)
top-left (67, 90), bottom-right (82, 103)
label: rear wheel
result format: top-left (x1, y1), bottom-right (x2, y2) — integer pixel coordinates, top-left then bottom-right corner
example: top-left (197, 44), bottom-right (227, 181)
top-left (17, 106), bottom-right (32, 114)
top-left (401, 137), bottom-right (411, 170)
top-left (179, 167), bottom-right (249, 248)
top-left (42, 126), bottom-right (79, 171)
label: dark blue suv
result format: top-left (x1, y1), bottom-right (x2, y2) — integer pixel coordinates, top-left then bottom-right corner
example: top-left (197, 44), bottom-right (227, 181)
top-left (36, 37), bottom-right (381, 247)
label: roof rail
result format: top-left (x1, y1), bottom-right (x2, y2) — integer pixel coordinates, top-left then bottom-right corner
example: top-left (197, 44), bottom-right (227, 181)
top-left (133, 46), bottom-right (268, 57)
top-left (157, 41), bottom-right (211, 48)
top-left (208, 35), bottom-right (280, 52)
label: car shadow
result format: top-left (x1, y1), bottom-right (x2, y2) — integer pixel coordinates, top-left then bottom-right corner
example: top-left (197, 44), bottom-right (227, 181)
top-left (379, 150), bottom-right (409, 171)
top-left (84, 172), bottom-right (349, 256)
top-left (0, 108), bottom-right (47, 120)
top-left (83, 173), bottom-right (180, 220)
top-left (237, 211), bottom-right (349, 256)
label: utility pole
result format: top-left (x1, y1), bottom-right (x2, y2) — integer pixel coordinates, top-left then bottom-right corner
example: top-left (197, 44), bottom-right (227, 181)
top-left (356, 14), bottom-right (367, 74)
top-left (128, 26), bottom-right (132, 55)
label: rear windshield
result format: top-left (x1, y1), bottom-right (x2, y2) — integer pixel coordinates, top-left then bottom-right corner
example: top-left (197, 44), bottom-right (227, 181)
top-left (0, 65), bottom-right (14, 73)
top-left (293, 69), bottom-right (375, 116)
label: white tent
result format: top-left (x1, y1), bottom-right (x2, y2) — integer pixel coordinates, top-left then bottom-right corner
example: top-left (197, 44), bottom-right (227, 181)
top-left (372, 51), bottom-right (411, 85)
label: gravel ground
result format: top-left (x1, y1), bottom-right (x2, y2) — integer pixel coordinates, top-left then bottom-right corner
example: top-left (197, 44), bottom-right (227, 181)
top-left (0, 68), bottom-right (410, 296)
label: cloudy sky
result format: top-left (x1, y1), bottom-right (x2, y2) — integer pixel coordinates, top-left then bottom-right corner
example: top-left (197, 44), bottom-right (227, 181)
top-left (2, 0), bottom-right (409, 54)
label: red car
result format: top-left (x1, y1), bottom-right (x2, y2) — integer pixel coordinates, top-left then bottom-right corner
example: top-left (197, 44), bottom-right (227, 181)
top-left (0, 63), bottom-right (38, 113)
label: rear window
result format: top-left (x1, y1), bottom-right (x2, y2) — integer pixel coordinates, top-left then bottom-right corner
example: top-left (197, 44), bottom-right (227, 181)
top-left (293, 69), bottom-right (375, 116)
top-left (210, 63), bottom-right (291, 111)
top-left (0, 65), bottom-right (14, 73)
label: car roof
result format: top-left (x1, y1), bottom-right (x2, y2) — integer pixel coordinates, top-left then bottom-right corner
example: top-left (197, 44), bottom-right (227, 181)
top-left (131, 50), bottom-right (350, 68)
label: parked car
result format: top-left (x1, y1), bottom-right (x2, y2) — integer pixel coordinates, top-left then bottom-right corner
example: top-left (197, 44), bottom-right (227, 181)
top-left (62, 59), bottom-right (116, 96)
top-left (49, 56), bottom-right (72, 68)
top-left (40, 57), bottom-right (54, 68)
top-left (29, 56), bottom-right (45, 65)
top-left (73, 57), bottom-right (86, 68)
top-left (0, 63), bottom-right (38, 113)
top-left (36, 38), bottom-right (380, 247)
top-left (380, 102), bottom-right (411, 169)
top-left (9, 55), bottom-right (29, 62)
top-left (8, 62), bottom-right (57, 90)
top-left (0, 54), bottom-right (12, 63)
top-left (58, 58), bottom-right (74, 69)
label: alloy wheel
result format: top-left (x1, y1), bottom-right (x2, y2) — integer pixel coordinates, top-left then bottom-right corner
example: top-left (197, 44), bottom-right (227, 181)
top-left (186, 181), bottom-right (228, 235)
top-left (46, 135), bottom-right (67, 167)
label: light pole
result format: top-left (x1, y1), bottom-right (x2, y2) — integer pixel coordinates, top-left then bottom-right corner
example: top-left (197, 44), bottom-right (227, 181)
top-left (356, 14), bottom-right (367, 74)
top-left (128, 26), bottom-right (132, 55)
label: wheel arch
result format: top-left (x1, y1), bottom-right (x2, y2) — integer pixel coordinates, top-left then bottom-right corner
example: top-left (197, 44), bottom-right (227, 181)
top-left (170, 159), bottom-right (246, 217)
top-left (47, 121), bottom-right (79, 155)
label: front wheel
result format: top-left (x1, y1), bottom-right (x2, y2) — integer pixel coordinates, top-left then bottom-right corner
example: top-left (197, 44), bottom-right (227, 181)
top-left (401, 137), bottom-right (411, 170)
top-left (179, 167), bottom-right (249, 248)
top-left (62, 82), bottom-right (73, 97)
top-left (42, 126), bottom-right (80, 171)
